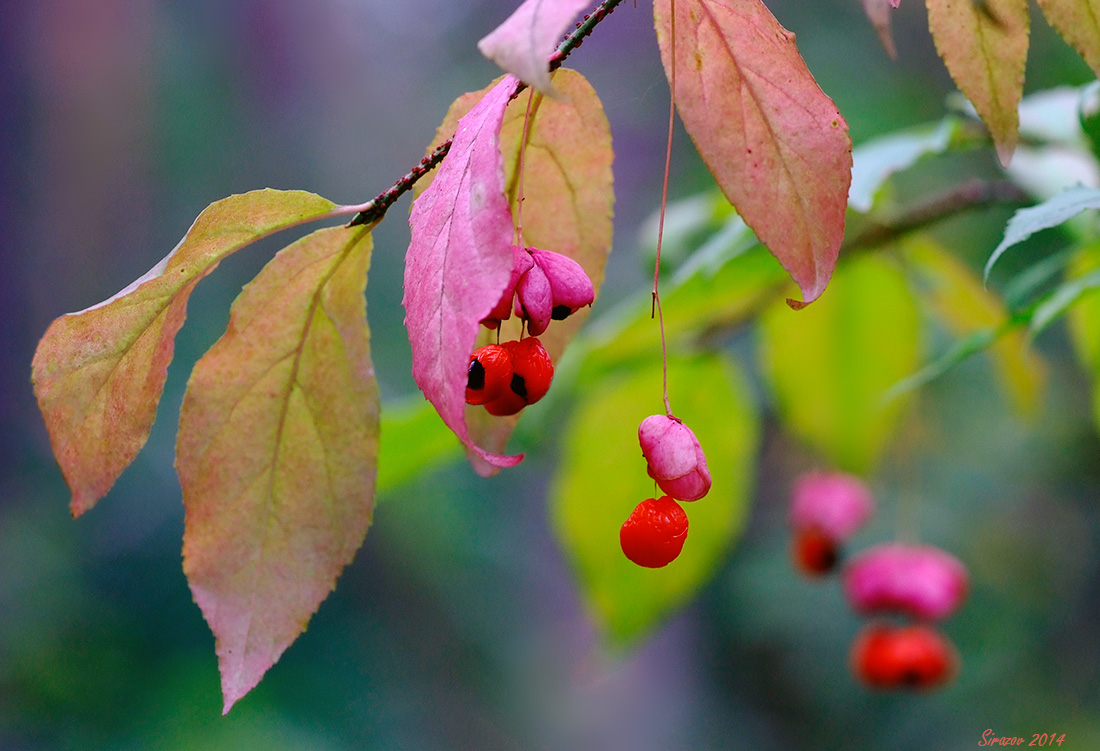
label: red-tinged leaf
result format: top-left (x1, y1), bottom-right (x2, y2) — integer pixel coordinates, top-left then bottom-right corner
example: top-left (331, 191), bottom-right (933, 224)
top-left (1036, 0), bottom-right (1100, 80)
top-left (653, 0), bottom-right (852, 306)
top-left (405, 75), bottom-right (524, 470)
top-left (416, 70), bottom-right (615, 473)
top-left (926, 0), bottom-right (1029, 166)
top-left (477, 0), bottom-right (592, 93)
top-left (861, 0), bottom-right (898, 59)
top-left (178, 225), bottom-right (378, 714)
top-left (31, 189), bottom-right (341, 516)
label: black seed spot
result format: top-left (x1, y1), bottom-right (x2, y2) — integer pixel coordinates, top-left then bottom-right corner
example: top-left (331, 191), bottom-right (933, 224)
top-left (510, 373), bottom-right (528, 399)
top-left (900, 669), bottom-right (922, 687)
top-left (551, 305), bottom-right (572, 320)
top-left (467, 359), bottom-right (486, 390)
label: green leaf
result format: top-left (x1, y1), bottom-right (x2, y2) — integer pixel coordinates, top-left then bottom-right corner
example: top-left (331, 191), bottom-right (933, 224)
top-left (984, 186), bottom-right (1100, 283)
top-left (585, 245), bottom-right (787, 370)
top-left (377, 397), bottom-right (462, 495)
top-left (31, 189), bottom-right (342, 516)
top-left (848, 118), bottom-right (963, 213)
top-left (757, 255), bottom-right (921, 473)
top-left (550, 352), bottom-right (757, 646)
top-left (903, 236), bottom-right (1045, 417)
top-left (177, 225), bottom-right (378, 714)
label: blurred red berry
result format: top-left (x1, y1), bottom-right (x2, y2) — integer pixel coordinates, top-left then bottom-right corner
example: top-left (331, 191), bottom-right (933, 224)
top-left (792, 525), bottom-right (839, 576)
top-left (850, 621), bottom-right (958, 690)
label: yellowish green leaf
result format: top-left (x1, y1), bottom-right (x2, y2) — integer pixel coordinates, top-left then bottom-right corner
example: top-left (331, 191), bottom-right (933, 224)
top-left (177, 225), bottom-right (378, 714)
top-left (903, 236), bottom-right (1045, 418)
top-left (926, 0), bottom-right (1029, 166)
top-left (758, 255), bottom-right (921, 473)
top-left (31, 189), bottom-right (341, 516)
top-left (1036, 0), bottom-right (1100, 80)
top-left (550, 353), bottom-right (757, 646)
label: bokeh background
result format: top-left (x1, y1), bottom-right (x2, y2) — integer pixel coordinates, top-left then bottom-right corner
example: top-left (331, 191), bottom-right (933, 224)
top-left (3, 0), bottom-right (1100, 749)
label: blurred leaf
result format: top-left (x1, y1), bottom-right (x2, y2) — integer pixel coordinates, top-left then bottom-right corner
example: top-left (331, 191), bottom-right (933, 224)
top-left (178, 226), bottom-right (378, 714)
top-left (758, 255), bottom-right (920, 473)
top-left (377, 397), bottom-right (462, 495)
top-left (419, 70), bottom-right (615, 472)
top-left (1080, 82), bottom-right (1100, 158)
top-left (882, 326), bottom-right (1003, 404)
top-left (1066, 244), bottom-right (1100, 371)
top-left (985, 186), bottom-right (1100, 282)
top-left (926, 0), bottom-right (1029, 166)
top-left (585, 245), bottom-right (787, 370)
top-left (1029, 267), bottom-right (1100, 337)
top-left (1035, 0), bottom-right (1100, 80)
top-left (903, 236), bottom-right (1044, 417)
top-left (849, 118), bottom-right (963, 213)
top-left (1065, 244), bottom-right (1100, 431)
top-left (637, 192), bottom-right (736, 272)
top-left (550, 352), bottom-right (757, 646)
top-left (31, 189), bottom-right (341, 516)
top-left (653, 0), bottom-right (852, 305)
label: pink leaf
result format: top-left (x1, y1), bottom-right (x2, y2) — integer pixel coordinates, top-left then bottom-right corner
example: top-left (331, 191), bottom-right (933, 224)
top-left (477, 0), bottom-right (592, 93)
top-left (860, 0), bottom-right (898, 59)
top-left (405, 75), bottom-right (523, 469)
top-left (653, 0), bottom-right (853, 306)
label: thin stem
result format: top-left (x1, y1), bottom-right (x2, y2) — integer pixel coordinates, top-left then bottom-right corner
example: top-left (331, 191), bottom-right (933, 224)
top-left (654, 294), bottom-right (673, 416)
top-left (348, 0), bottom-right (626, 228)
top-left (651, 0), bottom-right (676, 416)
top-left (514, 89), bottom-right (537, 248)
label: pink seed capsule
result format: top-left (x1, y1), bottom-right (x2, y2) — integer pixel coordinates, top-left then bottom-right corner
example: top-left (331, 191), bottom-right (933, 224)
top-left (528, 248), bottom-right (594, 321)
top-left (638, 414), bottom-right (712, 502)
top-left (483, 245), bottom-right (535, 329)
top-left (844, 543), bottom-right (969, 621)
top-left (789, 471), bottom-right (875, 543)
top-left (515, 260), bottom-right (554, 336)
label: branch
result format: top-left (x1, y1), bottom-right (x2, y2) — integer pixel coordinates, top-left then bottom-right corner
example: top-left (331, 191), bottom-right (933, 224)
top-left (347, 0), bottom-right (626, 228)
top-left (842, 178), bottom-right (1029, 253)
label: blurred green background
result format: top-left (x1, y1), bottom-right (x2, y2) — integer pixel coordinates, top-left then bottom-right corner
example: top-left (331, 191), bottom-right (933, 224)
top-left (3, 1), bottom-right (1100, 749)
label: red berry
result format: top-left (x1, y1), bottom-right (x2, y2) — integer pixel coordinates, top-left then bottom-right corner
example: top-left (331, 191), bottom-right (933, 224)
top-left (619, 495), bottom-right (689, 568)
top-left (850, 622), bottom-right (958, 690)
top-left (792, 525), bottom-right (839, 577)
top-left (483, 389), bottom-right (527, 416)
top-left (466, 345), bottom-right (512, 405)
top-left (481, 337), bottom-right (554, 415)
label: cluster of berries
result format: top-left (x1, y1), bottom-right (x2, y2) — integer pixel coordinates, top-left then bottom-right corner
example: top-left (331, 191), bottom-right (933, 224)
top-left (465, 246), bottom-right (594, 416)
top-left (790, 471), bottom-right (969, 690)
top-left (620, 415), bottom-right (712, 568)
